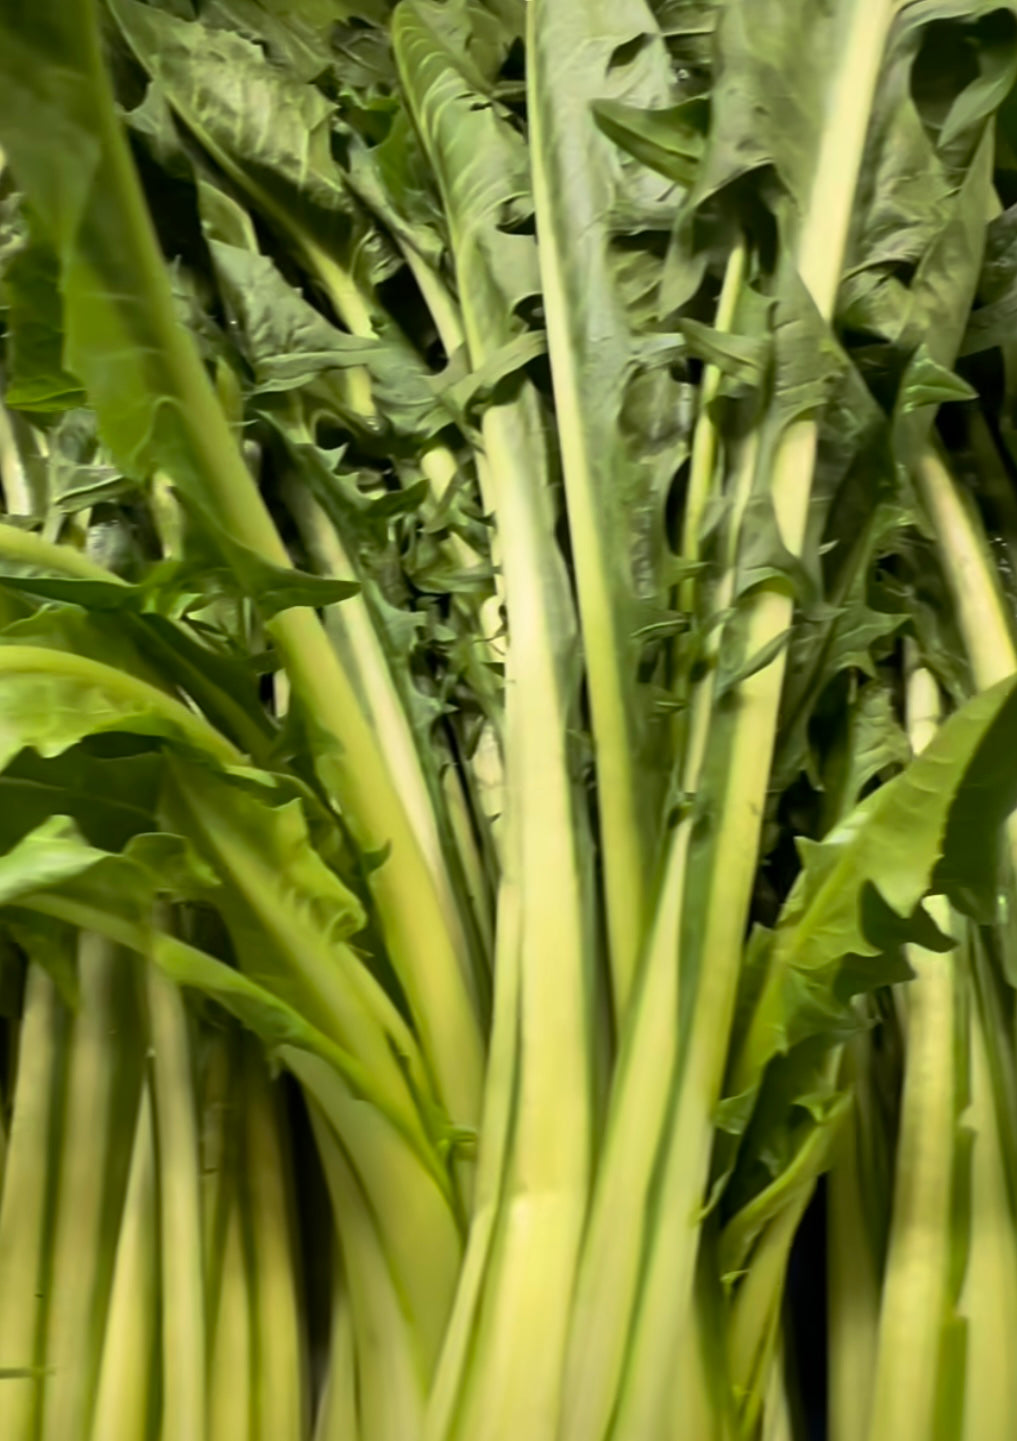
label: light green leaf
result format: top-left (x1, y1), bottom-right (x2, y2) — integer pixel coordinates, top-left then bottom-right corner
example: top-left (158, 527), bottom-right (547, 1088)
top-left (1, 213), bottom-right (85, 413)
top-left (0, 815), bottom-right (108, 907)
top-left (728, 674), bottom-right (1017, 1111)
top-left (0, 642), bottom-right (239, 772)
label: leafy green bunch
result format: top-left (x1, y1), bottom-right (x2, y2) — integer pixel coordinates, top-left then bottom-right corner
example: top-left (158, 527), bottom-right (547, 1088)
top-left (0, 2), bottom-right (1017, 1440)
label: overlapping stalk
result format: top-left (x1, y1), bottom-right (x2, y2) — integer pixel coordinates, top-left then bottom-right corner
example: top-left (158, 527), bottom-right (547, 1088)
top-left (2, 2), bottom-right (1017, 1440)
top-left (551, 6), bottom-right (896, 1436)
top-left (392, 11), bottom-right (593, 1437)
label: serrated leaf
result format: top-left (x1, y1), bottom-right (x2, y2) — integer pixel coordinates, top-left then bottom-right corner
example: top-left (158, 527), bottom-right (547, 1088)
top-left (0, 747), bottom-right (162, 854)
top-left (729, 675), bottom-right (1017, 1117)
top-left (0, 641), bottom-right (237, 772)
top-left (206, 239), bottom-right (449, 439)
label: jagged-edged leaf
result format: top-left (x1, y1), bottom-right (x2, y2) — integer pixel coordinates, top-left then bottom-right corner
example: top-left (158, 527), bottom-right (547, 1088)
top-left (440, 331), bottom-right (549, 421)
top-left (0, 747), bottom-right (163, 853)
top-left (0, 813), bottom-right (219, 927)
top-left (771, 270), bottom-right (850, 431)
top-left (0, 0), bottom-right (271, 533)
top-left (109, 0), bottom-right (400, 293)
top-left (897, 348), bottom-right (978, 414)
top-left (175, 493), bottom-right (362, 619)
top-left (165, 758), bottom-right (366, 943)
top-left (202, 0), bottom-right (392, 82)
top-left (773, 505), bottom-right (910, 795)
top-left (206, 239), bottom-right (450, 441)
top-left (840, 6), bottom-right (1003, 445)
top-left (342, 105), bottom-right (448, 273)
top-left (733, 493), bottom-right (815, 604)
top-left (0, 554), bottom-right (278, 762)
top-left (728, 674), bottom-right (1017, 1115)
top-left (160, 754), bottom-right (444, 1136)
top-left (716, 625), bottom-right (793, 700)
top-left (659, 0), bottom-right (835, 309)
top-left (0, 640), bottom-right (237, 772)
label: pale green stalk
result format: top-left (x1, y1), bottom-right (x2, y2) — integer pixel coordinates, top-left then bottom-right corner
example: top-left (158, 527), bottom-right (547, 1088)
top-left (310, 1110), bottom-right (426, 1441)
top-left (827, 1042), bottom-right (882, 1441)
top-left (662, 1277), bottom-right (735, 1441)
top-left (199, 1035), bottom-right (244, 1438)
top-left (199, 1032), bottom-right (236, 1336)
top-left (282, 1048), bottom-right (462, 1379)
top-left (208, 1198), bottom-right (253, 1441)
top-left (0, 394), bottom-right (32, 515)
top-left (394, 16), bottom-right (594, 1438)
top-left (762, 1336), bottom-right (795, 1441)
top-left (558, 424), bottom-right (759, 1441)
top-left (399, 247), bottom-right (466, 362)
top-left (40, 934), bottom-right (127, 1441)
top-left (865, 659), bottom-right (958, 1441)
top-left (724, 1069), bottom-right (846, 1440)
top-left (914, 444), bottom-right (1017, 883)
top-left (527, 0), bottom-right (663, 1013)
top-left (243, 1050), bottom-right (306, 1441)
top-left (146, 964), bottom-right (206, 1441)
top-left (681, 242), bottom-right (750, 590)
top-left (89, 1087), bottom-right (158, 1441)
top-left (911, 451), bottom-right (1017, 1441)
top-left (314, 1281), bottom-right (360, 1441)
top-left (19, 892), bottom-right (460, 1315)
top-left (151, 472), bottom-right (186, 561)
top-left (0, 966), bottom-right (63, 1438)
top-left (0, 401), bottom-right (23, 510)
top-left (436, 400), bottom-right (591, 1441)
top-left (611, 6), bottom-right (895, 1434)
top-left (440, 761), bottom-right (497, 960)
top-left (730, 1204), bottom-right (813, 1441)
top-left (914, 444), bottom-right (1017, 682)
top-left (423, 850), bottom-right (522, 1441)
top-left (958, 999), bottom-right (1017, 1440)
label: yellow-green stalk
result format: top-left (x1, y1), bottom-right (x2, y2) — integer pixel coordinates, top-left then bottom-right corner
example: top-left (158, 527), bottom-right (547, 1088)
top-left (0, 966), bottom-right (64, 1437)
top-left (89, 1087), bottom-right (158, 1441)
